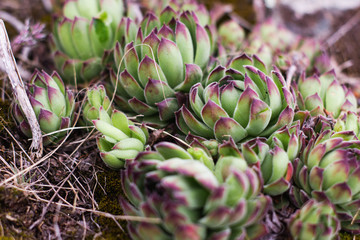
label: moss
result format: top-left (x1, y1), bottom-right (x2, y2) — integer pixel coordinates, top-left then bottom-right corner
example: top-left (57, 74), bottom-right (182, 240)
top-left (95, 170), bottom-right (130, 240)
top-left (0, 100), bottom-right (12, 133)
top-left (0, 237), bottom-right (15, 240)
top-left (340, 231), bottom-right (360, 240)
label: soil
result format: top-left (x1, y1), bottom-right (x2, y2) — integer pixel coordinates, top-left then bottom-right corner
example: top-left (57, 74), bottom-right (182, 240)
top-left (0, 0), bottom-right (360, 239)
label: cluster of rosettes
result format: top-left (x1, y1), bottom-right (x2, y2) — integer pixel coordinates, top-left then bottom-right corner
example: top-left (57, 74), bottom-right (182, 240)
top-left (11, 0), bottom-right (360, 239)
top-left (121, 142), bottom-right (271, 240)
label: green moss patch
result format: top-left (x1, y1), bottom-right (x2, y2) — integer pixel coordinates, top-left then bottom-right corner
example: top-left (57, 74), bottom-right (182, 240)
top-left (95, 170), bottom-right (130, 240)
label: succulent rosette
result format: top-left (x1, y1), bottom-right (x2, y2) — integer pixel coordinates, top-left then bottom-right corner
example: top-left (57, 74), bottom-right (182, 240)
top-left (290, 129), bottom-right (360, 233)
top-left (241, 138), bottom-right (293, 196)
top-left (246, 18), bottom-right (326, 73)
top-left (108, 10), bottom-right (212, 125)
top-left (288, 199), bottom-right (340, 240)
top-left (138, 1), bottom-right (242, 58)
top-left (267, 121), bottom-right (304, 162)
top-left (298, 114), bottom-right (334, 140)
top-left (186, 134), bottom-right (220, 157)
top-left (82, 85), bottom-right (112, 124)
top-left (243, 39), bottom-right (273, 70)
top-left (93, 107), bottom-right (148, 169)
top-left (175, 53), bottom-right (296, 144)
top-left (121, 141), bottom-right (272, 239)
top-left (141, 0), bottom-right (211, 26)
top-left (170, 0), bottom-right (210, 26)
top-left (334, 111), bottom-right (360, 138)
top-left (217, 19), bottom-right (245, 53)
top-left (13, 70), bottom-right (75, 145)
top-left (248, 18), bottom-right (298, 53)
top-left (244, 18), bottom-right (298, 69)
top-left (113, 5), bottom-right (212, 69)
top-left (275, 38), bottom-right (326, 73)
top-left (52, 0), bottom-right (124, 83)
top-left (294, 71), bottom-right (357, 118)
top-left (240, 121), bottom-right (305, 196)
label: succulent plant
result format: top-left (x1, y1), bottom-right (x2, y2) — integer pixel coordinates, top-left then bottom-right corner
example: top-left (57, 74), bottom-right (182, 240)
top-left (121, 141), bottom-right (272, 239)
top-left (274, 38), bottom-right (326, 73)
top-left (290, 129), bottom-right (360, 233)
top-left (113, 6), bottom-right (212, 69)
top-left (294, 71), bottom-right (357, 118)
top-left (52, 0), bottom-right (124, 83)
top-left (218, 19), bottom-right (245, 53)
top-left (82, 85), bottom-right (112, 124)
top-left (312, 51), bottom-right (332, 75)
top-left (236, 121), bottom-right (305, 196)
top-left (267, 121), bottom-right (304, 162)
top-left (13, 20), bottom-right (46, 47)
top-left (13, 70), bottom-right (75, 145)
top-left (334, 111), bottom-right (360, 138)
top-left (288, 199), bottom-right (340, 240)
top-left (186, 134), bottom-right (220, 157)
top-left (108, 10), bottom-right (212, 125)
top-left (138, 1), bottom-right (243, 59)
top-left (244, 18), bottom-right (297, 69)
top-left (246, 18), bottom-right (326, 73)
top-left (243, 40), bottom-right (273, 70)
top-left (241, 138), bottom-right (293, 196)
top-left (93, 107), bottom-right (148, 169)
top-left (141, 0), bottom-right (211, 26)
top-left (249, 18), bottom-right (298, 53)
top-left (298, 113), bottom-right (334, 140)
top-left (175, 53), bottom-right (296, 144)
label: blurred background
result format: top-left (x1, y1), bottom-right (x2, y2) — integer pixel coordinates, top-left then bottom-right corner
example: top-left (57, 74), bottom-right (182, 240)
top-left (1, 0), bottom-right (360, 76)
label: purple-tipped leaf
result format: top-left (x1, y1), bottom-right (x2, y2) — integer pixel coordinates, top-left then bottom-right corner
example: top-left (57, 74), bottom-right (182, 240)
top-left (138, 56), bottom-right (167, 87)
top-left (158, 38), bottom-right (184, 89)
top-left (201, 100), bottom-right (228, 129)
top-left (175, 20), bottom-right (194, 64)
top-left (128, 97), bottom-right (158, 116)
top-left (246, 98), bottom-right (271, 136)
top-left (120, 70), bottom-right (145, 101)
top-left (214, 117), bottom-right (247, 143)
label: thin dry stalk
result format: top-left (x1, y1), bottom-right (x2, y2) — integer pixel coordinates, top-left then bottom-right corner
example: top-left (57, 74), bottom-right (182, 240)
top-left (0, 220), bottom-right (4, 237)
top-left (141, 124), bottom-right (191, 148)
top-left (29, 195), bottom-right (161, 223)
top-left (111, 43), bottom-right (166, 109)
top-left (325, 10), bottom-right (360, 48)
top-left (0, 19), bottom-right (43, 153)
top-left (28, 98), bottom-right (90, 229)
top-left (53, 200), bottom-right (62, 240)
top-left (0, 124), bottom-right (74, 207)
top-left (0, 86), bottom-right (85, 187)
top-left (228, 13), bottom-right (253, 30)
top-left (0, 11), bottom-right (24, 32)
top-left (81, 214), bottom-right (87, 240)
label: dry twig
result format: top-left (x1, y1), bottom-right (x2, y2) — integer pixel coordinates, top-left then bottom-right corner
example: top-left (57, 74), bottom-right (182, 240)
top-left (0, 19), bottom-right (43, 153)
top-left (325, 10), bottom-right (360, 48)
